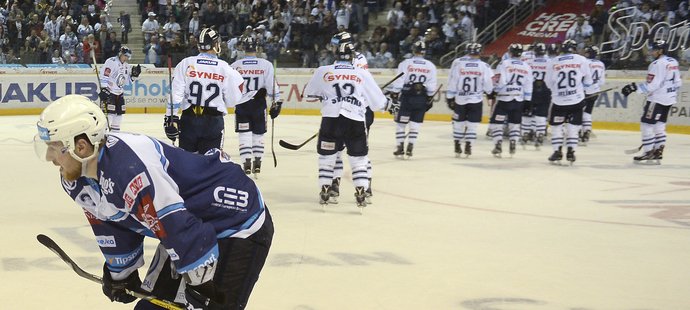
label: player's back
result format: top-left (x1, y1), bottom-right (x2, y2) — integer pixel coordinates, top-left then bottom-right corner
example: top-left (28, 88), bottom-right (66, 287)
top-left (231, 56), bottom-right (273, 92)
top-left (173, 53), bottom-right (243, 112)
top-left (546, 53), bottom-right (591, 105)
top-left (495, 58), bottom-right (532, 100)
top-left (448, 56), bottom-right (493, 104)
top-left (391, 56), bottom-right (437, 95)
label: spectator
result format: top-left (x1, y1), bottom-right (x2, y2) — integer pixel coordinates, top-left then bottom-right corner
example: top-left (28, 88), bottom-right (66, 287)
top-left (44, 14), bottom-right (61, 46)
top-left (60, 25), bottom-right (79, 55)
top-left (589, 0), bottom-right (608, 46)
top-left (335, 1), bottom-right (352, 30)
top-left (142, 11), bottom-right (160, 44)
top-left (51, 49), bottom-right (65, 64)
top-left (76, 16), bottom-right (94, 41)
top-left (103, 31), bottom-right (121, 60)
top-left (565, 15), bottom-right (592, 51)
top-left (317, 48), bottom-right (334, 66)
top-left (369, 42), bottom-right (395, 68)
top-left (95, 14), bottom-right (112, 43)
top-left (0, 24), bottom-right (9, 53)
top-left (399, 26), bottom-right (422, 58)
top-left (188, 10), bottom-right (201, 39)
top-left (27, 13), bottom-right (44, 35)
top-left (8, 9), bottom-right (27, 54)
top-left (235, 0), bottom-right (251, 31)
top-left (200, 1), bottom-right (222, 28)
top-left (186, 33), bottom-right (198, 56)
top-left (118, 11), bottom-right (131, 44)
top-left (143, 35), bottom-right (162, 66)
top-left (162, 15), bottom-right (181, 42)
top-left (442, 17), bottom-right (460, 46)
top-left (424, 27), bottom-right (445, 61)
top-left (83, 33), bottom-right (101, 63)
top-left (387, 2), bottom-right (404, 30)
top-left (459, 10), bottom-right (474, 41)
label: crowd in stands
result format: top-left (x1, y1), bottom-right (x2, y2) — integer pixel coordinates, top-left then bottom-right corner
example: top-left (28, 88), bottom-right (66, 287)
top-left (0, 0), bottom-right (513, 67)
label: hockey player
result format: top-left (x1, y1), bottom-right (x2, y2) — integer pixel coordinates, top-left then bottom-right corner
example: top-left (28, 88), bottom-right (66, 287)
top-left (524, 42), bottom-right (551, 148)
top-left (98, 46), bottom-right (141, 132)
top-left (581, 45), bottom-right (606, 144)
top-left (34, 95), bottom-right (273, 309)
top-left (164, 28), bottom-right (250, 154)
top-left (303, 42), bottom-right (387, 208)
top-left (230, 36), bottom-right (282, 176)
top-left (327, 31), bottom-right (373, 204)
top-left (621, 39), bottom-right (681, 163)
top-left (446, 42), bottom-right (493, 157)
top-left (387, 40), bottom-right (438, 158)
top-left (544, 39), bottom-right (593, 164)
top-left (489, 43), bottom-right (533, 157)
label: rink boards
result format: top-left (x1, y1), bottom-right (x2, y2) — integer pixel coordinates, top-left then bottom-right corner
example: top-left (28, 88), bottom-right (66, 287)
top-left (0, 67), bottom-right (688, 133)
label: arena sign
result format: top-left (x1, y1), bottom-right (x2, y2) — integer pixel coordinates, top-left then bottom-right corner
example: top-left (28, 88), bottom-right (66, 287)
top-left (600, 7), bottom-right (690, 59)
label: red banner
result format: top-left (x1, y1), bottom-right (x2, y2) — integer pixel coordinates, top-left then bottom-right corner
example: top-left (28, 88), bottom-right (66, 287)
top-left (483, 1), bottom-right (594, 56)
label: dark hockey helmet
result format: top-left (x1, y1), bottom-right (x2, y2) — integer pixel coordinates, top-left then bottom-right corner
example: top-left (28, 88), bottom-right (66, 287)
top-left (241, 36), bottom-right (257, 52)
top-left (650, 39), bottom-right (668, 53)
top-left (561, 39), bottom-right (577, 53)
top-left (465, 42), bottom-right (482, 55)
top-left (508, 43), bottom-right (523, 57)
top-left (331, 31), bottom-right (353, 46)
top-left (584, 45), bottom-right (599, 59)
top-left (412, 40), bottom-right (426, 54)
top-left (532, 43), bottom-right (546, 56)
top-left (335, 42), bottom-right (355, 61)
top-left (119, 46), bottom-right (132, 60)
top-left (198, 28), bottom-right (221, 53)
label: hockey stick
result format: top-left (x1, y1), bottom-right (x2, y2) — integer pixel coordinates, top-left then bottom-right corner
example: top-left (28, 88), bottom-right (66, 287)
top-left (91, 50), bottom-right (110, 129)
top-left (624, 145), bottom-right (642, 154)
top-left (282, 73), bottom-right (404, 151)
top-left (36, 234), bottom-right (184, 310)
top-left (167, 53), bottom-right (176, 146)
top-left (584, 86), bottom-right (619, 100)
top-left (279, 132), bottom-right (318, 150)
top-left (270, 59), bottom-right (278, 167)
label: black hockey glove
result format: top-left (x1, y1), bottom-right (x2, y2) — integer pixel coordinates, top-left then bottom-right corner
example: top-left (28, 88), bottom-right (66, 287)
top-left (486, 91), bottom-right (497, 100)
top-left (99, 88), bottom-right (111, 102)
top-left (425, 96), bottom-right (434, 111)
top-left (185, 281), bottom-right (227, 308)
top-left (131, 64), bottom-right (141, 78)
top-left (386, 97), bottom-right (400, 115)
top-left (269, 101), bottom-right (282, 119)
top-left (101, 264), bottom-right (140, 304)
top-left (446, 98), bottom-right (455, 110)
top-left (164, 115), bottom-right (180, 142)
top-left (621, 82), bottom-right (637, 97)
top-left (254, 87), bottom-right (267, 99)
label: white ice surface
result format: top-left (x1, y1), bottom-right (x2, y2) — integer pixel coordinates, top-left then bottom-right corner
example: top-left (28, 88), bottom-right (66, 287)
top-left (1, 114), bottom-right (690, 310)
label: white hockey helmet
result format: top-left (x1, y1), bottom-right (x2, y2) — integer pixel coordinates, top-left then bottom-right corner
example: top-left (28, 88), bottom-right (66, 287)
top-left (34, 94), bottom-right (108, 163)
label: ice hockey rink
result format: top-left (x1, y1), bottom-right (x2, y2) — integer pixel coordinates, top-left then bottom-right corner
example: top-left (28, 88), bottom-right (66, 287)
top-left (1, 113), bottom-right (690, 310)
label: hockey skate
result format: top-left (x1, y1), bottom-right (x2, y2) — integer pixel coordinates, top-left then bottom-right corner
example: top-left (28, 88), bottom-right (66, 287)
top-left (464, 141), bottom-right (472, 158)
top-left (243, 158), bottom-right (252, 175)
top-left (454, 140), bottom-right (462, 158)
top-left (653, 145), bottom-right (665, 160)
top-left (548, 147), bottom-right (563, 165)
top-left (405, 143), bottom-right (414, 159)
top-left (327, 177), bottom-right (340, 204)
top-left (393, 143), bottom-right (405, 159)
top-left (365, 178), bottom-right (373, 204)
top-left (491, 141), bottom-right (502, 158)
top-left (252, 158), bottom-right (261, 178)
top-left (566, 147), bottom-right (576, 165)
top-left (535, 133), bottom-right (544, 150)
top-left (579, 130), bottom-right (591, 146)
top-left (633, 150), bottom-right (660, 165)
top-left (509, 140), bottom-right (516, 157)
top-left (319, 185), bottom-right (331, 205)
top-left (354, 186), bottom-right (367, 211)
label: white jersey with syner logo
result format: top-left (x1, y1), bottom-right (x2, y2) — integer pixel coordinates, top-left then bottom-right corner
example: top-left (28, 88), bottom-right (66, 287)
top-left (353, 52), bottom-right (368, 70)
top-left (527, 56), bottom-right (549, 82)
top-left (303, 61), bottom-right (387, 122)
top-left (584, 59), bottom-right (606, 95)
top-left (171, 53), bottom-right (245, 115)
top-left (545, 53), bottom-right (593, 106)
top-left (100, 56), bottom-right (135, 95)
top-left (446, 56), bottom-right (493, 105)
top-left (494, 57), bottom-right (533, 102)
top-left (637, 55), bottom-right (682, 106)
top-left (388, 56), bottom-right (438, 96)
top-left (230, 56), bottom-right (281, 101)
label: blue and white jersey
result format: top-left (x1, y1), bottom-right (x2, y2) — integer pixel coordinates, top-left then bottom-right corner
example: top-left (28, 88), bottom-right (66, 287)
top-left (100, 56), bottom-right (135, 95)
top-left (585, 58), bottom-right (606, 95)
top-left (230, 56), bottom-right (281, 101)
top-left (61, 132), bottom-right (266, 279)
top-left (446, 56), bottom-right (493, 105)
top-left (494, 57), bottom-right (533, 102)
top-left (636, 55), bottom-right (682, 106)
top-left (387, 56), bottom-right (438, 96)
top-left (545, 53), bottom-right (592, 106)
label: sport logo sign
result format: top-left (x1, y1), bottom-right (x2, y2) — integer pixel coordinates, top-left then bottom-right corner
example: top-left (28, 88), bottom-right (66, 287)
top-left (601, 7), bottom-right (690, 59)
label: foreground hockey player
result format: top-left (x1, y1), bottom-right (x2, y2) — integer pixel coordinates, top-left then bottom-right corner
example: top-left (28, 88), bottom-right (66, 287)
top-left (303, 42), bottom-right (387, 208)
top-left (544, 39), bottom-right (592, 164)
top-left (99, 46), bottom-right (141, 132)
top-left (489, 43), bottom-right (533, 157)
top-left (446, 42), bottom-right (493, 157)
top-left (165, 28), bottom-right (249, 154)
top-left (231, 36), bottom-right (282, 176)
top-left (581, 45), bottom-right (606, 144)
top-left (387, 41), bottom-right (438, 158)
top-left (34, 95), bottom-right (273, 309)
top-left (621, 39), bottom-right (682, 163)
